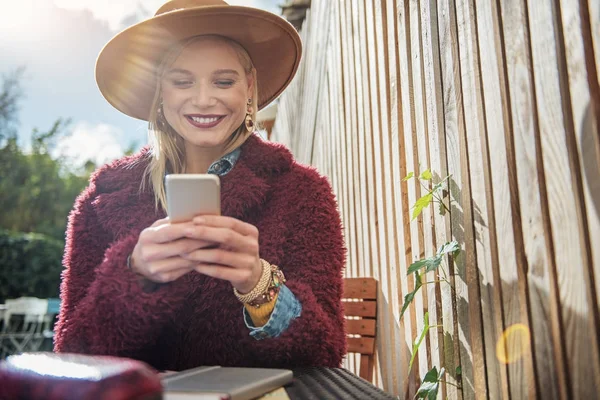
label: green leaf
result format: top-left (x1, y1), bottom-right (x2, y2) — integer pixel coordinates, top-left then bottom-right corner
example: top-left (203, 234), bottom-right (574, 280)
top-left (455, 366), bottom-right (462, 376)
top-left (425, 255), bottom-right (443, 273)
top-left (399, 273), bottom-right (422, 320)
top-left (439, 201), bottom-right (446, 216)
top-left (412, 193), bottom-right (434, 220)
top-left (408, 255), bottom-right (444, 275)
top-left (415, 367), bottom-right (444, 400)
top-left (407, 259), bottom-right (429, 275)
top-left (409, 312), bottom-right (430, 372)
top-left (403, 172), bottom-right (415, 181)
top-left (419, 169), bottom-right (433, 181)
top-left (437, 241), bottom-right (460, 258)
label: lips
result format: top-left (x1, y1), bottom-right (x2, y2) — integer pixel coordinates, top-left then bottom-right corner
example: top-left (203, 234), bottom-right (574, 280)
top-left (185, 114), bottom-right (225, 129)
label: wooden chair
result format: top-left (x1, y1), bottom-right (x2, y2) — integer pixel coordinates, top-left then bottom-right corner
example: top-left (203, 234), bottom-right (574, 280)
top-left (342, 277), bottom-right (377, 382)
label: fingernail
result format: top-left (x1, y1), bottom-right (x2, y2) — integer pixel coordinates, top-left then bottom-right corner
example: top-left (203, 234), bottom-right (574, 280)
top-left (194, 217), bottom-right (205, 224)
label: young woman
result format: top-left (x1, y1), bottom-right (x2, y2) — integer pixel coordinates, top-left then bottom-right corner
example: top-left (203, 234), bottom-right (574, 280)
top-left (54, 0), bottom-right (346, 371)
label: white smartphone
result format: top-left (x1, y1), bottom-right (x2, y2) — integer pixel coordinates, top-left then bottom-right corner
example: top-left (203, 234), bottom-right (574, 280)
top-left (165, 174), bottom-right (221, 223)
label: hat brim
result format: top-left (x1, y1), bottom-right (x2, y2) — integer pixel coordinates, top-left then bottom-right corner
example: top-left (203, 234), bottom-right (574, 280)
top-left (95, 6), bottom-right (302, 121)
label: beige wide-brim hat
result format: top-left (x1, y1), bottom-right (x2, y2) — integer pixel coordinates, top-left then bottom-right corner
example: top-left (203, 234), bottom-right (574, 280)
top-left (95, 0), bottom-right (302, 121)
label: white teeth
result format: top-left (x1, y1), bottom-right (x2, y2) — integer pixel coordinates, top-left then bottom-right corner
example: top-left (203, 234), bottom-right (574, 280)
top-left (191, 116), bottom-right (219, 124)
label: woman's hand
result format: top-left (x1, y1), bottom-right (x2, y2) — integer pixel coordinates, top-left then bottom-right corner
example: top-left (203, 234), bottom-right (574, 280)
top-left (181, 215), bottom-right (263, 294)
top-left (130, 217), bottom-right (215, 283)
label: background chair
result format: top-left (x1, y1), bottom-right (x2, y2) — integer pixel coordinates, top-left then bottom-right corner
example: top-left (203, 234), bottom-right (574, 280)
top-left (0, 297), bottom-right (50, 358)
top-left (342, 277), bottom-right (377, 382)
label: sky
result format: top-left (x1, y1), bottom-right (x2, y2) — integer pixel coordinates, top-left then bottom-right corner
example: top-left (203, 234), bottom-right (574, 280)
top-left (0, 0), bottom-right (281, 167)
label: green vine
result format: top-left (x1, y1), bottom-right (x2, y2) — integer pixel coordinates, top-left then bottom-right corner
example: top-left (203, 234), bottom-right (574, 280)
top-left (401, 170), bottom-right (462, 399)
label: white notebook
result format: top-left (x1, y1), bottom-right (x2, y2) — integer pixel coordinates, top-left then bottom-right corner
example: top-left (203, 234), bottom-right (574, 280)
top-left (162, 366), bottom-right (293, 400)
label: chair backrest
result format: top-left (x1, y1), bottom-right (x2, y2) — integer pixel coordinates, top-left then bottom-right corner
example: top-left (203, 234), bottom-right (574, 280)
top-left (3, 297), bottom-right (49, 332)
top-left (342, 277), bottom-right (377, 382)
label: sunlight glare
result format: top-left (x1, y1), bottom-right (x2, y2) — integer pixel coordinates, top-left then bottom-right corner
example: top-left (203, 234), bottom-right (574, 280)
top-left (496, 323), bottom-right (531, 365)
top-left (0, 1), bottom-right (39, 33)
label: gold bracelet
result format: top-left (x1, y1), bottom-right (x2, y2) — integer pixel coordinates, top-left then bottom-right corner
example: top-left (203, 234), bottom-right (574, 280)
top-left (233, 259), bottom-right (272, 304)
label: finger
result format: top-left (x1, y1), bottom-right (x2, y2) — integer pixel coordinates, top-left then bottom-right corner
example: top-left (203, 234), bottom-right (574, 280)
top-left (194, 264), bottom-right (252, 287)
top-left (193, 215), bottom-right (259, 238)
top-left (139, 238), bottom-right (217, 262)
top-left (141, 221), bottom-right (197, 244)
top-left (183, 248), bottom-right (255, 270)
top-left (145, 257), bottom-right (196, 283)
top-left (184, 225), bottom-right (258, 254)
top-left (150, 217), bottom-right (171, 227)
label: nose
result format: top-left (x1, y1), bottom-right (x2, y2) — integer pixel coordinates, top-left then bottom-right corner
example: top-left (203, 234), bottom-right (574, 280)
top-left (190, 83), bottom-right (217, 108)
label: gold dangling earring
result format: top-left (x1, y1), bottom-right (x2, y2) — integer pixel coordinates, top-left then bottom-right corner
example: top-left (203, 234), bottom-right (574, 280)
top-left (244, 98), bottom-right (254, 132)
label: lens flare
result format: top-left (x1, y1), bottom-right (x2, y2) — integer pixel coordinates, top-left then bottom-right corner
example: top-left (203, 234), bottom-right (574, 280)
top-left (496, 323), bottom-right (531, 364)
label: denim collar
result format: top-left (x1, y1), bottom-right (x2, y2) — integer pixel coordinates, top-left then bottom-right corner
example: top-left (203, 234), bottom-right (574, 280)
top-left (207, 147), bottom-right (242, 176)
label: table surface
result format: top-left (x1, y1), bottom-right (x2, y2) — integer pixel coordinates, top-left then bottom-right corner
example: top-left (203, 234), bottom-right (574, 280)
top-left (283, 367), bottom-right (396, 400)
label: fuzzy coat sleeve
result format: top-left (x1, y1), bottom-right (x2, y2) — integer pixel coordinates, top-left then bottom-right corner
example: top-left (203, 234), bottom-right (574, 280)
top-left (53, 179), bottom-right (188, 363)
top-left (245, 172), bottom-right (347, 368)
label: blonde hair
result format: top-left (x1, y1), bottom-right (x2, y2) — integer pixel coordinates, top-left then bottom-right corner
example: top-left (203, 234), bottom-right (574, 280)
top-left (142, 35), bottom-right (259, 211)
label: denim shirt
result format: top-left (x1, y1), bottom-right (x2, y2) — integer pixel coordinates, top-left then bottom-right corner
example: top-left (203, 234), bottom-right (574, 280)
top-left (208, 148), bottom-right (302, 340)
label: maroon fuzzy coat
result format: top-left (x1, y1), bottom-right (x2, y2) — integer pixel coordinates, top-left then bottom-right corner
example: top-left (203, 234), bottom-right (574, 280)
top-left (53, 134), bottom-right (347, 371)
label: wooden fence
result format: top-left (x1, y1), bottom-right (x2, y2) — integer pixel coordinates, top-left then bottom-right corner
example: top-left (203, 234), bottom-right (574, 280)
top-left (270, 0), bottom-right (600, 398)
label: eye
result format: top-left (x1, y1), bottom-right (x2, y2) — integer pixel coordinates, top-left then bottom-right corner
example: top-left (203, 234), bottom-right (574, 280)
top-left (172, 79), bottom-right (194, 87)
top-left (215, 80), bottom-right (235, 87)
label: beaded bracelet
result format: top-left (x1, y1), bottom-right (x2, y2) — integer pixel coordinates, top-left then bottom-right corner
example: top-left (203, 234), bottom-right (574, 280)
top-left (246, 264), bottom-right (286, 308)
top-left (233, 259), bottom-right (272, 304)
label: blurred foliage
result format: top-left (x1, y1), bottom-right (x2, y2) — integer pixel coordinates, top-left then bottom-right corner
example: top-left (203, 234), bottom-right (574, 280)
top-left (0, 120), bottom-right (94, 241)
top-left (0, 68), bottom-right (95, 300)
top-left (0, 230), bottom-right (64, 303)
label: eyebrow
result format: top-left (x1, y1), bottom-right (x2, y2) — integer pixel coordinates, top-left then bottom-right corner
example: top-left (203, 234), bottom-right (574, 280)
top-left (165, 68), bottom-right (240, 76)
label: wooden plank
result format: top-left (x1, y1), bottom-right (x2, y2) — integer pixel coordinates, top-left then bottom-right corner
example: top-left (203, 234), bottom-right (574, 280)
top-left (372, 0), bottom-right (402, 394)
top-left (421, 0), bottom-right (460, 398)
top-left (363, 0), bottom-right (395, 391)
top-left (408, 0), bottom-right (433, 381)
top-left (342, 0), bottom-right (359, 279)
top-left (384, 0), bottom-right (413, 393)
top-left (395, 0), bottom-right (420, 395)
top-left (346, 318), bottom-right (377, 336)
top-left (360, 353), bottom-right (374, 382)
top-left (555, 0), bottom-right (600, 396)
top-left (348, 0), bottom-right (369, 280)
top-left (587, 0), bottom-right (600, 84)
top-left (337, 0), bottom-right (354, 278)
top-left (455, 0), bottom-right (520, 398)
top-left (418, 2), bottom-right (447, 388)
top-left (343, 278), bottom-right (378, 300)
top-left (474, 0), bottom-right (527, 399)
top-left (523, 0), bottom-right (581, 398)
top-left (343, 301), bottom-right (378, 318)
top-left (355, 0), bottom-right (385, 384)
top-left (436, 0), bottom-right (486, 397)
top-left (348, 337), bottom-right (376, 355)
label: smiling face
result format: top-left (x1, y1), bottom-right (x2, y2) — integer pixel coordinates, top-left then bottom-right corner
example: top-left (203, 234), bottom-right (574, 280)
top-left (160, 37), bottom-right (253, 152)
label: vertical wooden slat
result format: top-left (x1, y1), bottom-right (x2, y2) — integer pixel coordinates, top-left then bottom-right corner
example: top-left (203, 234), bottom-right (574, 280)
top-left (344, 0), bottom-right (361, 281)
top-left (355, 0), bottom-right (385, 384)
top-left (385, 0), bottom-right (413, 394)
top-left (363, 0), bottom-right (393, 390)
top-left (395, 0), bottom-right (420, 395)
top-left (555, 0), bottom-right (600, 396)
top-left (421, 0), bottom-right (460, 397)
top-left (349, 0), bottom-right (367, 281)
top-left (437, 0), bottom-right (487, 397)
top-left (417, 1), bottom-right (445, 387)
top-left (374, 0), bottom-right (401, 393)
top-left (452, 0), bottom-right (512, 397)
top-left (524, 0), bottom-right (582, 398)
top-left (408, 0), bottom-right (433, 381)
top-left (344, 0), bottom-right (360, 280)
top-left (338, 0), bottom-right (354, 280)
